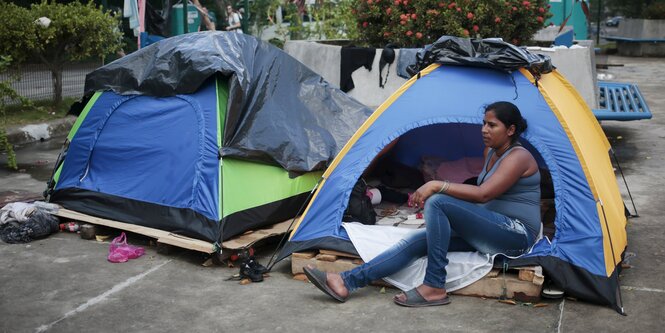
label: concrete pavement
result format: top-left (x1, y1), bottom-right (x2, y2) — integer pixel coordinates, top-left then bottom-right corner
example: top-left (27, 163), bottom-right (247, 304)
top-left (1, 55), bottom-right (664, 332)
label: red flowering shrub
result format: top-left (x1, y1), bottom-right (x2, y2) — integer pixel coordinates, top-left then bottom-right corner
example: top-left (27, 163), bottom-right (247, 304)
top-left (353, 0), bottom-right (552, 47)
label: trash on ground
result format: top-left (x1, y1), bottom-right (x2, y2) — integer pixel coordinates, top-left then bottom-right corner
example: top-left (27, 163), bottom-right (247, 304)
top-left (95, 235), bottom-right (110, 242)
top-left (498, 299), bottom-right (517, 305)
top-left (59, 222), bottom-right (79, 232)
top-left (597, 73), bottom-right (615, 81)
top-left (107, 232), bottom-right (145, 263)
top-left (0, 201), bottom-right (60, 244)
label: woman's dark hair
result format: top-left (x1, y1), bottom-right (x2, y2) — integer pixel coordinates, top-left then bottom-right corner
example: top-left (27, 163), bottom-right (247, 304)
top-left (485, 101), bottom-right (528, 143)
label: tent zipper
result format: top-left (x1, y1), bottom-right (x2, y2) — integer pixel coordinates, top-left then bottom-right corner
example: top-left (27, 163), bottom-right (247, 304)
top-left (79, 163), bottom-right (90, 183)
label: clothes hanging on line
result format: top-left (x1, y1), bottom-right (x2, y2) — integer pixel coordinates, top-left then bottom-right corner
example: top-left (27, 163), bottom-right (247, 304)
top-left (340, 46), bottom-right (376, 92)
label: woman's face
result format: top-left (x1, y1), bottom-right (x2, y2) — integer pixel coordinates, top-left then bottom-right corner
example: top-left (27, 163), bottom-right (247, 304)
top-left (482, 110), bottom-right (515, 148)
top-left (227, 6), bottom-right (232, 13)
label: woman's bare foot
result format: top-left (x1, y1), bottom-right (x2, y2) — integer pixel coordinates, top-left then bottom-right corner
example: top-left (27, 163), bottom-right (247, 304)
top-left (394, 284), bottom-right (447, 303)
top-left (305, 264), bottom-right (349, 299)
top-left (326, 271), bottom-right (349, 299)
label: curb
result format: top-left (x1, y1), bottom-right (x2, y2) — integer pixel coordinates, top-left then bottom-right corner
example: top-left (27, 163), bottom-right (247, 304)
top-left (5, 115), bottom-right (76, 146)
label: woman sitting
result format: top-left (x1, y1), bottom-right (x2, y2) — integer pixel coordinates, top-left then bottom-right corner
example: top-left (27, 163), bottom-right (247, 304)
top-left (303, 101), bottom-right (541, 307)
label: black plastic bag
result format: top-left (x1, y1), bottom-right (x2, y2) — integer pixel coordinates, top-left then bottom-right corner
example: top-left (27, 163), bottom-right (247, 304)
top-left (0, 211), bottom-right (60, 244)
top-left (343, 179), bottom-right (377, 225)
top-left (407, 36), bottom-right (553, 76)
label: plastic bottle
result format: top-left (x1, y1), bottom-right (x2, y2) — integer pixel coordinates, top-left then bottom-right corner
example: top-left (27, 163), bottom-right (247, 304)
top-left (59, 222), bottom-right (80, 232)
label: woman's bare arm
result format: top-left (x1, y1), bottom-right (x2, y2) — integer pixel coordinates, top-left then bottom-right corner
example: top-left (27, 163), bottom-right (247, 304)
top-left (410, 149), bottom-right (537, 206)
top-left (191, 0), bottom-right (216, 31)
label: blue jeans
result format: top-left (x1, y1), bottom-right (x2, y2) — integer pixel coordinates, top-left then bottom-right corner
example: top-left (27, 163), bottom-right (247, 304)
top-left (340, 194), bottom-right (534, 291)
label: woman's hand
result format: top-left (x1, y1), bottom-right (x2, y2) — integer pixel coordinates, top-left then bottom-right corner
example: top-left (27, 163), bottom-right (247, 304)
top-left (409, 181), bottom-right (441, 208)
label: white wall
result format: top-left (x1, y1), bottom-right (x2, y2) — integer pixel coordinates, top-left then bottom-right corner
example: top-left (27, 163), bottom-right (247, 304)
top-left (285, 40), bottom-right (598, 109)
top-left (285, 40), bottom-right (409, 109)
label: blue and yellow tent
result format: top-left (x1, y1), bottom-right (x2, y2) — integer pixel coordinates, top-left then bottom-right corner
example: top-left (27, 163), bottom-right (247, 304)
top-left (281, 38), bottom-right (628, 313)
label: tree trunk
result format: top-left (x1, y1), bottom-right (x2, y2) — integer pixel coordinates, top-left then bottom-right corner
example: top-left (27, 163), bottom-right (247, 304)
top-left (51, 68), bottom-right (63, 104)
top-left (289, 0), bottom-right (305, 40)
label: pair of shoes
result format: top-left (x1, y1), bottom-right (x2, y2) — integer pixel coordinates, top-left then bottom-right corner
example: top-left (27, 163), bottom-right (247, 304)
top-left (239, 256), bottom-right (268, 282)
top-left (247, 257), bottom-right (268, 275)
top-left (393, 288), bottom-right (451, 307)
top-left (303, 266), bottom-right (348, 303)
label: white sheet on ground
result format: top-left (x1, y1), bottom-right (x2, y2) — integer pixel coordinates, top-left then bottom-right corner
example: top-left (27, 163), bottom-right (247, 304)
top-left (343, 222), bottom-right (494, 292)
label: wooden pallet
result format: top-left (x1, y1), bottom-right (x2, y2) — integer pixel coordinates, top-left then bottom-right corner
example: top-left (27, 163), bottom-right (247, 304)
top-left (54, 206), bottom-right (294, 255)
top-left (222, 220), bottom-right (292, 250)
top-left (54, 207), bottom-right (217, 253)
top-left (292, 250), bottom-right (544, 301)
top-left (453, 266), bottom-right (544, 302)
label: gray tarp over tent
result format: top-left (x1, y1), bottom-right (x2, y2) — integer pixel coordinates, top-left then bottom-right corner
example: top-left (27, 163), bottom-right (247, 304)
top-left (407, 36), bottom-right (553, 76)
top-left (84, 32), bottom-right (373, 172)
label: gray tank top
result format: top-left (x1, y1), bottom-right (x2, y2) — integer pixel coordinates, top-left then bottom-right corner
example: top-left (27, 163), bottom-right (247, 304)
top-left (476, 145), bottom-right (541, 239)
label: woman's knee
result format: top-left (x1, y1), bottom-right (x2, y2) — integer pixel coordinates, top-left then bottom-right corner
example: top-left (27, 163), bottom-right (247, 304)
top-left (396, 231), bottom-right (427, 256)
top-left (424, 193), bottom-right (459, 214)
top-left (424, 194), bottom-right (455, 231)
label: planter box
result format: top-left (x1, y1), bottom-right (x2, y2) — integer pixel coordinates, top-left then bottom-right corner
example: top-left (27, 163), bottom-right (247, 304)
top-left (615, 19), bottom-right (665, 57)
top-left (527, 45), bottom-right (598, 109)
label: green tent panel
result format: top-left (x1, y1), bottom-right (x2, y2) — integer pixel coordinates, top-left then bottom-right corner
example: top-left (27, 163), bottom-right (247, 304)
top-left (221, 158), bottom-right (322, 239)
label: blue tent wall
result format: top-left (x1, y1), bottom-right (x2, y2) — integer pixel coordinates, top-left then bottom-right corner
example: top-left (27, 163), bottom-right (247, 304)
top-left (287, 65), bottom-right (607, 278)
top-left (389, 123), bottom-right (485, 168)
top-left (53, 79), bottom-right (221, 241)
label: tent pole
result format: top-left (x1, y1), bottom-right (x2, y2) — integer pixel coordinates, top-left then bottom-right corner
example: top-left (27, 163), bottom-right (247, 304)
top-left (598, 200), bottom-right (626, 315)
top-left (265, 177), bottom-right (324, 271)
top-left (610, 147), bottom-right (639, 218)
top-left (44, 137), bottom-right (70, 201)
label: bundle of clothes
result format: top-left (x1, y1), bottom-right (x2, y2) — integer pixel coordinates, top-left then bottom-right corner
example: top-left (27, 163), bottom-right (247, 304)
top-left (0, 201), bottom-right (60, 244)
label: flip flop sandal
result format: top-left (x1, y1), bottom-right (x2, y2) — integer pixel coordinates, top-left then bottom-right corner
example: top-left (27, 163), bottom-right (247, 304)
top-left (303, 266), bottom-right (348, 303)
top-left (393, 288), bottom-right (451, 307)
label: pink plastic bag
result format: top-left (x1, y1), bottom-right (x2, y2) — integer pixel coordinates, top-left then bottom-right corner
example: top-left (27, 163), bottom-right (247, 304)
top-left (107, 232), bottom-right (145, 263)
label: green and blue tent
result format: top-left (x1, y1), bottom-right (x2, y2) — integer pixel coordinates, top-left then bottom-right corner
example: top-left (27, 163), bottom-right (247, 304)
top-left (46, 32), bottom-right (372, 243)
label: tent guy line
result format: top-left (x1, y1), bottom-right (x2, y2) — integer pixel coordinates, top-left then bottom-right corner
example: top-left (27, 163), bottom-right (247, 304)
top-left (35, 260), bottom-right (171, 332)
